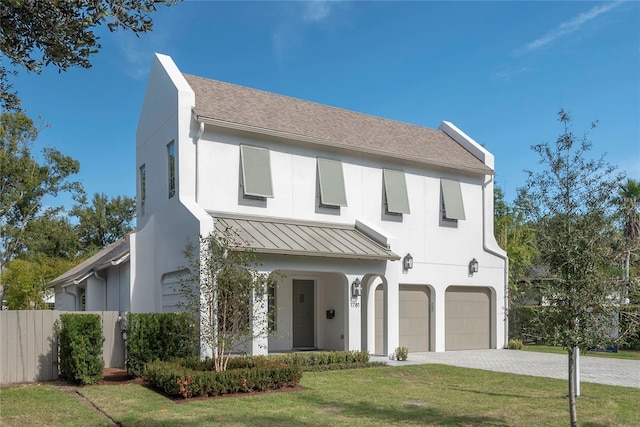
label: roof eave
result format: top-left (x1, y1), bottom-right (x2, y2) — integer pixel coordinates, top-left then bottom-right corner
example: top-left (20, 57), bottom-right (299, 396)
top-left (194, 114), bottom-right (494, 176)
top-left (230, 246), bottom-right (400, 261)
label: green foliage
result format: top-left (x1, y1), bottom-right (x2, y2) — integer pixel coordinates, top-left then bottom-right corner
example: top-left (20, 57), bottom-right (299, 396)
top-left (0, 111), bottom-right (81, 266)
top-left (1, 256), bottom-right (74, 309)
top-left (517, 110), bottom-right (637, 425)
top-left (0, 0), bottom-right (178, 110)
top-left (518, 110), bottom-right (625, 352)
top-left (508, 339), bottom-right (523, 350)
top-left (144, 358), bottom-right (302, 399)
top-left (20, 211), bottom-right (81, 260)
top-left (57, 313), bottom-right (104, 385)
top-left (126, 312), bottom-right (198, 377)
top-left (71, 193), bottom-right (136, 251)
top-left (395, 346), bottom-right (409, 361)
top-left (619, 306), bottom-right (640, 350)
top-left (494, 186), bottom-right (537, 302)
top-left (181, 230), bottom-right (272, 371)
top-left (223, 351), bottom-right (372, 371)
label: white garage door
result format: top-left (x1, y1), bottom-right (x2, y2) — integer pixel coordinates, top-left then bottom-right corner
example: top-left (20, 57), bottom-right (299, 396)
top-left (445, 286), bottom-right (490, 350)
top-left (399, 285), bottom-right (430, 352)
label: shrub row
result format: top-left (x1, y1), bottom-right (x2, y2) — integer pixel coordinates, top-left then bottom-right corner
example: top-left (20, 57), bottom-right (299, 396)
top-left (262, 350), bottom-right (372, 370)
top-left (57, 313), bottom-right (104, 385)
top-left (177, 350), bottom-right (377, 373)
top-left (126, 312), bottom-right (199, 376)
top-left (144, 359), bottom-right (302, 398)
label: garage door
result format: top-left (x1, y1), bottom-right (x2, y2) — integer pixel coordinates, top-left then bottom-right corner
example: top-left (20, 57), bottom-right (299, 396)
top-left (445, 286), bottom-right (490, 350)
top-left (399, 285), bottom-right (430, 352)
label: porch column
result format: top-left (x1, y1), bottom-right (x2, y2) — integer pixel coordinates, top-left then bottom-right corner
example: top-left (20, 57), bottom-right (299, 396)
top-left (251, 281), bottom-right (269, 356)
top-left (385, 266), bottom-right (400, 357)
top-left (366, 279), bottom-right (377, 354)
top-left (345, 274), bottom-right (362, 351)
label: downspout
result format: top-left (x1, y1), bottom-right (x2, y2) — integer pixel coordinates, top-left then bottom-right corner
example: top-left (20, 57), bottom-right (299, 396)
top-left (194, 116), bottom-right (205, 203)
top-left (61, 284), bottom-right (77, 310)
top-left (94, 270), bottom-right (107, 311)
top-left (482, 175), bottom-right (510, 348)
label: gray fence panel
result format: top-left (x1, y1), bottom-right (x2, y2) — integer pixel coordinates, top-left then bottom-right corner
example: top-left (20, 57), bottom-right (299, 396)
top-left (0, 310), bottom-right (124, 385)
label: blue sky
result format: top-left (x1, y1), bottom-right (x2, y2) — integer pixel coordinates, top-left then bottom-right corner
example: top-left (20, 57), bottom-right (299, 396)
top-left (12, 1), bottom-right (640, 209)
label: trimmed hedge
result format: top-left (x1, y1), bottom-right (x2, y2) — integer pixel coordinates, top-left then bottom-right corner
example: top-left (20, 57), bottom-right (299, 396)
top-left (57, 313), bottom-right (104, 385)
top-left (259, 350), bottom-right (373, 371)
top-left (127, 312), bottom-right (199, 376)
top-left (144, 358), bottom-right (302, 398)
top-left (178, 350), bottom-right (377, 373)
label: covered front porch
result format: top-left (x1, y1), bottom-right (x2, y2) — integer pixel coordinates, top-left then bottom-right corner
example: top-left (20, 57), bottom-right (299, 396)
top-left (211, 214), bottom-right (401, 357)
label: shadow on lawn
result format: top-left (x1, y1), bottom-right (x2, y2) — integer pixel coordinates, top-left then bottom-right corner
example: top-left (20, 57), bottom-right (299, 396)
top-left (128, 392), bottom-right (509, 427)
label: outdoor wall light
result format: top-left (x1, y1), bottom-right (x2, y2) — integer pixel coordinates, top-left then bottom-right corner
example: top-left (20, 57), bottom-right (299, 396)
top-left (403, 253), bottom-right (413, 270)
top-left (351, 278), bottom-right (362, 298)
top-left (469, 258), bottom-right (479, 274)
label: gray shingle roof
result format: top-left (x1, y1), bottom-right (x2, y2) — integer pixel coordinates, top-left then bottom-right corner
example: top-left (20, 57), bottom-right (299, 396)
top-left (183, 74), bottom-right (493, 174)
top-left (47, 236), bottom-right (130, 288)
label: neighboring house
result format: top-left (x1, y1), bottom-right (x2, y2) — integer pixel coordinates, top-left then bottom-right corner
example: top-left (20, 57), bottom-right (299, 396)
top-left (134, 53), bottom-right (507, 357)
top-left (48, 235), bottom-right (132, 312)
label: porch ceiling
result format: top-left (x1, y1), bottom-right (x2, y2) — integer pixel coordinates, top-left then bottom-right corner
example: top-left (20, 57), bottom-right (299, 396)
top-left (212, 214), bottom-right (400, 261)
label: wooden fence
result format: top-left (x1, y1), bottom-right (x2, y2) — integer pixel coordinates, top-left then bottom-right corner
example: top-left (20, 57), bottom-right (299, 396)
top-left (0, 310), bottom-right (125, 385)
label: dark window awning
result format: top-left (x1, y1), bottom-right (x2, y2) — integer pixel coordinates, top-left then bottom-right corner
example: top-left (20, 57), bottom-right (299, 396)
top-left (213, 214), bottom-right (399, 261)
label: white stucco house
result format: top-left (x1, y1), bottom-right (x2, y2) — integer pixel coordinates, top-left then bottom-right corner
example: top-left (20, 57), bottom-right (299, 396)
top-left (131, 53), bottom-right (507, 357)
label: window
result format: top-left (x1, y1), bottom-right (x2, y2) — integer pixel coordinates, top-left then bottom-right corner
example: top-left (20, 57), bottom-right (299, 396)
top-left (139, 164), bottom-right (146, 215)
top-left (317, 158), bottom-right (347, 207)
top-left (441, 179), bottom-right (466, 221)
top-left (240, 145), bottom-right (273, 198)
top-left (383, 169), bottom-right (410, 214)
top-left (167, 141), bottom-right (175, 199)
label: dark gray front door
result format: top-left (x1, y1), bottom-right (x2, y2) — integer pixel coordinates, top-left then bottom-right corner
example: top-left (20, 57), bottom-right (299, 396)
top-left (293, 279), bottom-right (315, 348)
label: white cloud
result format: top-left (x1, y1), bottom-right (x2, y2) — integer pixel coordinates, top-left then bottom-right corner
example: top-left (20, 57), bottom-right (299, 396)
top-left (303, 0), bottom-right (333, 23)
top-left (514, 1), bottom-right (624, 55)
top-left (271, 1), bottom-right (341, 65)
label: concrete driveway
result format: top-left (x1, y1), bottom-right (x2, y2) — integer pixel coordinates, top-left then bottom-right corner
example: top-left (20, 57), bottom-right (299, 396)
top-left (370, 349), bottom-right (640, 389)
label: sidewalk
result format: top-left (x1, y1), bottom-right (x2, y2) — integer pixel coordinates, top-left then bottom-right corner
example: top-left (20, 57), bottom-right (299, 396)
top-left (370, 349), bottom-right (640, 389)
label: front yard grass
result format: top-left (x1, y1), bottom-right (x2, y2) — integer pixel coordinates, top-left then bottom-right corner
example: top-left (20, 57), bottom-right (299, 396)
top-left (3, 364), bottom-right (639, 426)
top-left (0, 384), bottom-right (112, 426)
top-left (520, 344), bottom-right (640, 360)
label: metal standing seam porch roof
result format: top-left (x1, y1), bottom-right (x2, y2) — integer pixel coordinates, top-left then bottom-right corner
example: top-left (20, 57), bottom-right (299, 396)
top-left (213, 214), bottom-right (400, 261)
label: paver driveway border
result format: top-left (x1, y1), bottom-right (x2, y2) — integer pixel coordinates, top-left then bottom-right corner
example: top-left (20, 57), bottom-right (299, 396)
top-left (370, 349), bottom-right (640, 389)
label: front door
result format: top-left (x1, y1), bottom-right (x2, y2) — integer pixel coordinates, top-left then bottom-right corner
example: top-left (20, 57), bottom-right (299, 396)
top-left (293, 279), bottom-right (315, 348)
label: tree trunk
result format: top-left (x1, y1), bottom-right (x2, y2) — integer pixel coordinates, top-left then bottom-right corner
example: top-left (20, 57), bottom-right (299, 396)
top-left (568, 350), bottom-right (578, 427)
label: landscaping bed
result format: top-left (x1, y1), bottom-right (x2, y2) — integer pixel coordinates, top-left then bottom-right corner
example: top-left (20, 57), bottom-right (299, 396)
top-left (143, 351), bottom-right (379, 399)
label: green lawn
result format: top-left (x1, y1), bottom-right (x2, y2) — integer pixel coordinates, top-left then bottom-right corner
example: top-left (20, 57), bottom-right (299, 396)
top-left (520, 344), bottom-right (640, 360)
top-left (0, 384), bottom-right (112, 426)
top-left (2, 365), bottom-right (639, 426)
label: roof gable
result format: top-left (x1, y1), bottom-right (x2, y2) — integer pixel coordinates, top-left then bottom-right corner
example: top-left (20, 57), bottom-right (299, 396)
top-left (183, 74), bottom-right (493, 175)
top-left (47, 236), bottom-right (130, 288)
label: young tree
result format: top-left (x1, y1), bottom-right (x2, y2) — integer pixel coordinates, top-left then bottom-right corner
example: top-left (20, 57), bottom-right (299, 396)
top-left (0, 0), bottom-right (179, 110)
top-left (0, 111), bottom-right (81, 269)
top-left (181, 228), bottom-right (272, 372)
top-left (517, 110), bottom-right (637, 426)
